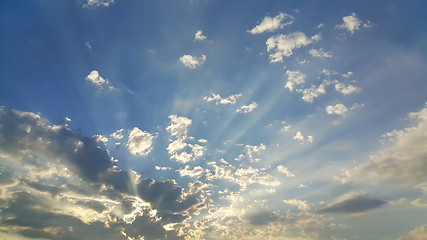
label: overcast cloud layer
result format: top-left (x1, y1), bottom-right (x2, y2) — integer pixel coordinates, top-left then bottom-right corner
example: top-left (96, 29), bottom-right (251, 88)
top-left (0, 1), bottom-right (427, 239)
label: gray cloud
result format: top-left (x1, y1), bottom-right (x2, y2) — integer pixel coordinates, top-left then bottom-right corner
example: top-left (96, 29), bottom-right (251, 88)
top-left (319, 192), bottom-right (386, 214)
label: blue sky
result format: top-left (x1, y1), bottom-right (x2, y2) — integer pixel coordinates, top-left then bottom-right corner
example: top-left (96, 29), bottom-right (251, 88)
top-left (1, 1), bottom-right (427, 239)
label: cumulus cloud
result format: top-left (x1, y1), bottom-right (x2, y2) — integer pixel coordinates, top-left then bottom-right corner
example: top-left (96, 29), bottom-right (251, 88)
top-left (397, 225), bottom-right (427, 240)
top-left (179, 54), bottom-right (206, 69)
top-left (203, 93), bottom-right (242, 105)
top-left (266, 32), bottom-right (320, 63)
top-left (325, 103), bottom-right (348, 116)
top-left (236, 102), bottom-right (258, 114)
top-left (297, 81), bottom-right (331, 103)
top-left (277, 165), bottom-right (295, 177)
top-left (83, 0), bottom-right (114, 8)
top-left (284, 70), bottom-right (306, 91)
top-left (0, 107), bottom-right (207, 239)
top-left (85, 70), bottom-right (117, 91)
top-left (319, 192), bottom-right (386, 214)
top-left (309, 48), bottom-right (332, 58)
top-left (294, 131), bottom-right (304, 141)
top-left (110, 128), bottom-right (124, 140)
top-left (248, 12), bottom-right (293, 34)
top-left (126, 127), bottom-right (154, 156)
top-left (339, 103), bottom-right (427, 192)
top-left (177, 165), bottom-right (204, 177)
top-left (335, 82), bottom-right (360, 95)
top-left (336, 13), bottom-right (371, 34)
top-left (194, 30), bottom-right (207, 41)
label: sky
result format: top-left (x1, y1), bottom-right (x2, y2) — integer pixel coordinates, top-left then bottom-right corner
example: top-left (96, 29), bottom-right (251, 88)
top-left (0, 0), bottom-right (427, 239)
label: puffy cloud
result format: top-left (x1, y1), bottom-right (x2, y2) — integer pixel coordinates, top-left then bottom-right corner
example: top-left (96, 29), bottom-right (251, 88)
top-left (335, 13), bottom-right (371, 34)
top-left (194, 30), bottom-right (207, 41)
top-left (85, 70), bottom-right (117, 91)
top-left (339, 103), bottom-right (427, 190)
top-left (294, 131), bottom-right (304, 141)
top-left (236, 102), bottom-right (258, 114)
top-left (284, 70), bottom-right (306, 91)
top-left (325, 104), bottom-right (348, 116)
top-left (309, 48), bottom-right (332, 58)
top-left (397, 225), bottom-right (427, 240)
top-left (335, 82), bottom-right (360, 95)
top-left (297, 81), bottom-right (331, 103)
top-left (277, 165), bottom-right (295, 177)
top-left (126, 127), bottom-right (154, 156)
top-left (179, 54), bottom-right (206, 69)
top-left (166, 115), bottom-right (206, 163)
top-left (177, 165), bottom-right (204, 177)
top-left (83, 0), bottom-right (114, 8)
top-left (410, 198), bottom-right (427, 208)
top-left (319, 192), bottom-right (386, 214)
top-left (110, 128), bottom-right (124, 140)
top-left (94, 134), bottom-right (108, 143)
top-left (203, 93), bottom-right (242, 105)
top-left (266, 32), bottom-right (319, 63)
top-left (248, 12), bottom-right (293, 34)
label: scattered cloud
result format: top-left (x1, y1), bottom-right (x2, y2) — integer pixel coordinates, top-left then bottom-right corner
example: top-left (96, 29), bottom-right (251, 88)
top-left (294, 131), bottom-right (304, 141)
top-left (236, 102), bottom-right (258, 114)
top-left (85, 70), bottom-right (117, 91)
top-left (284, 70), bottom-right (306, 91)
top-left (266, 32), bottom-right (320, 63)
top-left (325, 103), bottom-right (348, 116)
top-left (83, 0), bottom-right (114, 8)
top-left (335, 82), bottom-right (360, 95)
top-left (320, 192), bottom-right (386, 213)
top-left (277, 165), bottom-right (295, 177)
top-left (339, 103), bottom-right (427, 192)
top-left (203, 93), bottom-right (242, 105)
top-left (309, 48), bottom-right (332, 58)
top-left (110, 128), bottom-right (125, 140)
top-left (397, 225), bottom-right (427, 240)
top-left (336, 13), bottom-right (371, 34)
top-left (194, 30), bottom-right (207, 41)
top-left (248, 12), bottom-right (293, 34)
top-left (179, 54), bottom-right (206, 69)
top-left (126, 127), bottom-right (154, 156)
top-left (297, 81), bottom-right (331, 103)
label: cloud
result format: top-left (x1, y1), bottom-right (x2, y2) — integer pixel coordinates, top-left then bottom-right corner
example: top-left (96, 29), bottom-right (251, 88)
top-left (297, 81), bottom-right (331, 103)
top-left (325, 104), bottom-right (348, 116)
top-left (248, 12), bottom-right (293, 34)
top-left (277, 165), bottom-right (295, 177)
top-left (179, 54), bottom-right (206, 69)
top-left (203, 93), bottom-right (242, 105)
top-left (309, 48), bottom-right (332, 58)
top-left (0, 107), bottom-right (207, 239)
top-left (335, 13), bottom-right (371, 34)
top-left (83, 0), bottom-right (114, 8)
top-left (410, 198), bottom-right (427, 208)
top-left (335, 82), bottom-right (360, 95)
top-left (339, 103), bottom-right (427, 191)
top-left (397, 225), bottom-right (427, 240)
top-left (320, 192), bottom-right (386, 214)
top-left (110, 128), bottom-right (124, 140)
top-left (284, 70), bottom-right (306, 91)
top-left (266, 32), bottom-right (320, 63)
top-left (126, 127), bottom-right (154, 156)
top-left (85, 70), bottom-right (117, 91)
top-left (177, 165), bottom-right (204, 177)
top-left (236, 102), bottom-right (258, 114)
top-left (294, 131), bottom-right (304, 141)
top-left (194, 30), bottom-right (207, 41)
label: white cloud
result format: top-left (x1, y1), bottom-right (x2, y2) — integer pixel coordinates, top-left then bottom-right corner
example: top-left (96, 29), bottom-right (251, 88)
top-left (204, 93), bottom-right (242, 105)
top-left (309, 48), bottom-right (332, 58)
top-left (94, 134), bottom-right (108, 143)
top-left (397, 225), bottom-right (427, 240)
top-left (339, 103), bottom-right (427, 191)
top-left (325, 104), bottom-right (348, 116)
top-left (248, 12), bottom-right (293, 34)
top-left (126, 127), bottom-right (154, 156)
top-left (245, 143), bottom-right (266, 162)
top-left (266, 32), bottom-right (319, 63)
top-left (236, 102), bottom-right (258, 114)
top-left (336, 13), bottom-right (371, 34)
top-left (83, 0), bottom-right (114, 8)
top-left (177, 165), bottom-right (204, 177)
top-left (166, 115), bottom-right (192, 139)
top-left (179, 54), bottom-right (206, 69)
top-left (307, 135), bottom-right (314, 143)
top-left (85, 70), bottom-right (117, 91)
top-left (285, 70), bottom-right (306, 91)
top-left (293, 131), bottom-right (304, 141)
top-left (155, 166), bottom-right (172, 171)
top-left (298, 81), bottom-right (330, 103)
top-left (110, 128), bottom-right (124, 140)
top-left (410, 198), bottom-right (427, 208)
top-left (194, 30), bottom-right (207, 41)
top-left (341, 71), bottom-right (353, 78)
top-left (277, 165), bottom-right (295, 177)
top-left (335, 82), bottom-right (360, 95)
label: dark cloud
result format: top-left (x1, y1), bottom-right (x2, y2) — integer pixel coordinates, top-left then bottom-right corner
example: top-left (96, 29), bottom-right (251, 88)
top-left (319, 193), bottom-right (386, 214)
top-left (0, 107), bottom-right (203, 239)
